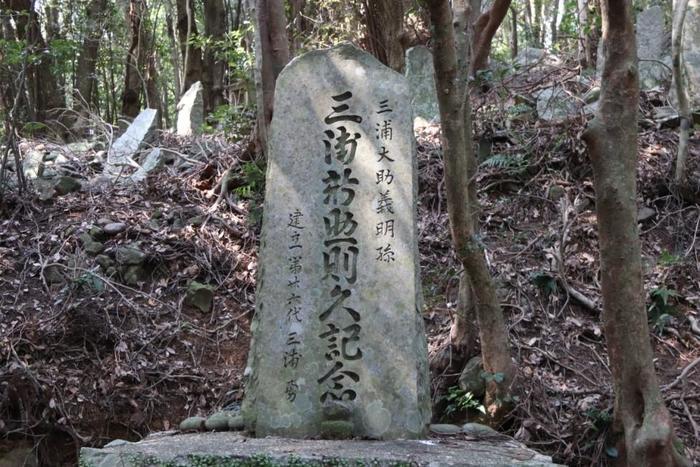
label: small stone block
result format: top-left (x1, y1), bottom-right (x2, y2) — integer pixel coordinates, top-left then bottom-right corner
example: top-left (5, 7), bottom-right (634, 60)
top-left (429, 423), bottom-right (462, 435)
top-left (320, 420), bottom-right (354, 440)
top-left (179, 417), bottom-right (205, 432)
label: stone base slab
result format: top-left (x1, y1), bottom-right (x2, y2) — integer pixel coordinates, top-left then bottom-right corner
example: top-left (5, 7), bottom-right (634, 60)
top-left (80, 432), bottom-right (560, 466)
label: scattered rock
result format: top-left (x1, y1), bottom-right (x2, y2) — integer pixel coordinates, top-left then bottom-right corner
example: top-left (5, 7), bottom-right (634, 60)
top-left (179, 416), bottom-right (205, 432)
top-left (95, 255), bottom-right (115, 271)
top-left (80, 233), bottom-right (105, 255)
top-left (88, 225), bottom-right (107, 241)
top-left (458, 356), bottom-right (485, 398)
top-left (536, 86), bottom-right (579, 122)
top-left (583, 87), bottom-right (600, 104)
top-left (515, 47), bottom-right (561, 68)
top-left (53, 176), bottom-right (81, 195)
top-left (653, 106), bottom-right (680, 128)
top-left (462, 422), bottom-right (499, 437)
top-left (638, 206), bottom-right (656, 222)
top-left (43, 264), bottom-right (64, 284)
top-left (130, 148), bottom-right (165, 183)
top-left (185, 281), bottom-right (215, 312)
top-left (115, 245), bottom-right (146, 265)
top-left (228, 415), bottom-right (245, 431)
top-left (23, 150), bottom-right (45, 179)
top-left (429, 423), bottom-right (462, 435)
top-left (104, 222), bottom-right (127, 235)
top-left (123, 265), bottom-right (147, 285)
top-left (204, 412), bottom-right (233, 432)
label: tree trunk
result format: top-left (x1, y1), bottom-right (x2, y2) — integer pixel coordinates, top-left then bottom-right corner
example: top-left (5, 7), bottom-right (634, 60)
top-left (426, 0), bottom-right (515, 423)
top-left (581, 1), bottom-right (690, 465)
top-left (176, 0), bottom-right (203, 93)
top-left (510, 6), bottom-right (518, 59)
top-left (672, 0), bottom-right (691, 186)
top-left (472, 0), bottom-right (512, 74)
top-left (577, 0), bottom-right (591, 67)
top-left (6, 0), bottom-right (64, 122)
top-left (204, 0), bottom-right (227, 114)
top-left (75, 0), bottom-right (108, 110)
top-left (165, 7), bottom-right (183, 105)
top-left (121, 0), bottom-right (147, 118)
top-left (254, 0), bottom-right (290, 153)
top-left (363, 0), bottom-right (406, 72)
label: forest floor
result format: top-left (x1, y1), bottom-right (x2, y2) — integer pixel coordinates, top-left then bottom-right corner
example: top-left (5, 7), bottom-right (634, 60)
top-left (1, 71), bottom-right (699, 466)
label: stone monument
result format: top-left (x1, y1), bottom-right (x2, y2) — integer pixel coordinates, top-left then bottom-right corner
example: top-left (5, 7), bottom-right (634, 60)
top-left (241, 43), bottom-right (430, 439)
top-left (176, 81), bottom-right (204, 136)
top-left (405, 45), bottom-right (439, 126)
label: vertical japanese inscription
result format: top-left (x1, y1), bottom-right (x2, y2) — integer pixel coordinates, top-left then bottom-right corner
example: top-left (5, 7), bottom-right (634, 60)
top-left (374, 99), bottom-right (397, 263)
top-left (318, 92), bottom-right (363, 402)
top-left (285, 209), bottom-right (305, 402)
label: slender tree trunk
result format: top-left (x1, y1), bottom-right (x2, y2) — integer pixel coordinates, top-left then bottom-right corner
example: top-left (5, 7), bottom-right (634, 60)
top-left (121, 0), bottom-right (146, 117)
top-left (472, 0), bottom-right (513, 73)
top-left (577, 0), bottom-right (591, 67)
top-left (426, 0), bottom-right (515, 422)
top-left (510, 6), bottom-right (518, 58)
top-left (254, 0), bottom-right (290, 152)
top-left (672, 0), bottom-right (691, 186)
top-left (582, 1), bottom-right (691, 465)
top-left (363, 0), bottom-right (406, 72)
top-left (165, 8), bottom-right (183, 103)
top-left (204, 0), bottom-right (227, 114)
top-left (176, 0), bottom-right (203, 93)
top-left (75, 0), bottom-right (108, 110)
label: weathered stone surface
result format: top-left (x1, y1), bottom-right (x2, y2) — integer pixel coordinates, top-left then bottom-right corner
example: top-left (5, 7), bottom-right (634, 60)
top-left (79, 432), bottom-right (560, 466)
top-left (115, 245), bottom-right (146, 265)
top-left (54, 176), bottom-right (81, 195)
top-left (429, 424), bottom-right (462, 435)
top-left (204, 412), bottom-right (234, 431)
top-left (242, 43), bottom-right (430, 440)
top-left (131, 148), bottom-right (164, 183)
top-left (682, 0), bottom-right (700, 108)
top-left (177, 82), bottom-right (204, 136)
top-left (179, 417), bottom-right (205, 432)
top-left (104, 222), bottom-right (127, 235)
top-left (23, 150), bottom-right (45, 179)
top-left (405, 46), bottom-right (439, 126)
top-left (104, 109), bottom-right (158, 179)
top-left (636, 6), bottom-right (671, 90)
top-left (458, 356), bottom-right (485, 398)
top-left (536, 87), bottom-right (579, 121)
top-left (515, 47), bottom-right (560, 68)
top-left (185, 281), bottom-right (215, 312)
top-left (462, 423), bottom-right (499, 437)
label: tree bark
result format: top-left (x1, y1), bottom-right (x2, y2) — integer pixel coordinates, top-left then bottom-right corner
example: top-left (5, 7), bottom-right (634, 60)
top-left (672, 0), bottom-right (691, 186)
top-left (121, 0), bottom-right (147, 117)
top-left (4, 0), bottom-right (64, 122)
top-left (426, 0), bottom-right (515, 422)
top-left (472, 0), bottom-right (512, 74)
top-left (204, 0), bottom-right (227, 114)
top-left (577, 0), bottom-right (592, 68)
top-left (510, 6), bottom-right (518, 59)
top-left (75, 0), bottom-right (108, 110)
top-left (582, 1), bottom-right (691, 465)
top-left (255, 0), bottom-right (290, 152)
top-left (176, 0), bottom-right (203, 93)
top-left (363, 0), bottom-right (406, 72)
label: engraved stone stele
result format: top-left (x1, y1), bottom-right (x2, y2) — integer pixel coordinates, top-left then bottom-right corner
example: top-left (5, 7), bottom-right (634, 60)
top-left (241, 43), bottom-right (430, 440)
top-left (405, 45), bottom-right (439, 127)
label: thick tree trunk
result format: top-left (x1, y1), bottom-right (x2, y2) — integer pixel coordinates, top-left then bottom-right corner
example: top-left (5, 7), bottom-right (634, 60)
top-left (426, 0), bottom-right (515, 422)
top-left (255, 0), bottom-right (290, 152)
top-left (75, 0), bottom-right (108, 110)
top-left (363, 0), bottom-right (406, 72)
top-left (672, 0), bottom-right (691, 186)
top-left (121, 0), bottom-right (146, 118)
top-left (472, 0), bottom-right (512, 73)
top-left (5, 0), bottom-right (64, 122)
top-left (204, 0), bottom-right (227, 114)
top-left (582, 1), bottom-right (690, 465)
top-left (176, 0), bottom-right (203, 93)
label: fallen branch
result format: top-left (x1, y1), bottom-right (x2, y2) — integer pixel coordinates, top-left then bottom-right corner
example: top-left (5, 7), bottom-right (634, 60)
top-left (663, 356), bottom-right (700, 391)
